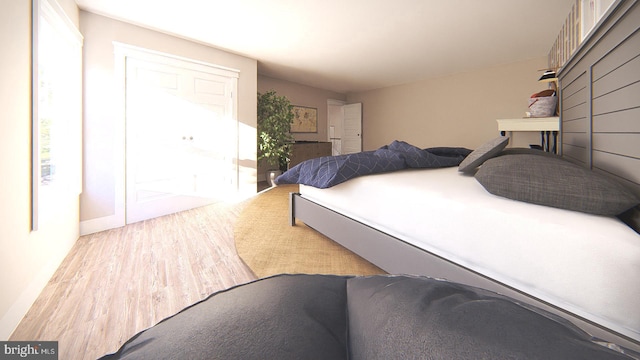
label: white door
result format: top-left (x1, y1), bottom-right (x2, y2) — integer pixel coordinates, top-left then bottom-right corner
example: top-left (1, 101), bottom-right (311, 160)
top-left (125, 56), bottom-right (238, 223)
top-left (342, 103), bottom-right (362, 154)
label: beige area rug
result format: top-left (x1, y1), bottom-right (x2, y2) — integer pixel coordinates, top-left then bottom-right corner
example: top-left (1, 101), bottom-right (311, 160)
top-left (234, 184), bottom-right (385, 278)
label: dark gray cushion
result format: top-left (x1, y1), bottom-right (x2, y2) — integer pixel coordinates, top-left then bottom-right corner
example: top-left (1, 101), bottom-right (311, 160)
top-left (100, 274), bottom-right (349, 360)
top-left (100, 274), bottom-right (634, 360)
top-left (499, 147), bottom-right (561, 158)
top-left (347, 276), bottom-right (632, 360)
top-left (475, 154), bottom-right (640, 215)
top-left (458, 136), bottom-right (509, 172)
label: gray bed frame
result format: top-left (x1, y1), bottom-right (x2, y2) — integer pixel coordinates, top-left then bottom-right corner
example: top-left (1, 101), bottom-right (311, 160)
top-left (289, 0), bottom-right (640, 353)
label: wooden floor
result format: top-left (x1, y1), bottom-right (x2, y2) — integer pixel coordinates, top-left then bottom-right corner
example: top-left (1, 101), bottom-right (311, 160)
top-left (9, 199), bottom-right (257, 359)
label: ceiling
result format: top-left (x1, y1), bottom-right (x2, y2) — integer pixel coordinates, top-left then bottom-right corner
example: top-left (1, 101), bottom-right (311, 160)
top-left (75, 0), bottom-right (575, 93)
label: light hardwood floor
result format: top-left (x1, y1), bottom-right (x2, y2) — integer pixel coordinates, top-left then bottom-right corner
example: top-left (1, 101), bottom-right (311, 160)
top-left (10, 200), bottom-right (257, 359)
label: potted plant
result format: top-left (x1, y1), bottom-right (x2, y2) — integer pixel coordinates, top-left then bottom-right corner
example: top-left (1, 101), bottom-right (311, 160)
top-left (257, 90), bottom-right (295, 185)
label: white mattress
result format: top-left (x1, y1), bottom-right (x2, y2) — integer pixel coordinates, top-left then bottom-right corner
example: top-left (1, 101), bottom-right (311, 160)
top-left (300, 167), bottom-right (640, 342)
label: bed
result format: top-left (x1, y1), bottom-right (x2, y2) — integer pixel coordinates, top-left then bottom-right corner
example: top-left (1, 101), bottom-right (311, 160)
top-left (289, 158), bottom-right (639, 350)
top-left (285, 0), bottom-right (640, 352)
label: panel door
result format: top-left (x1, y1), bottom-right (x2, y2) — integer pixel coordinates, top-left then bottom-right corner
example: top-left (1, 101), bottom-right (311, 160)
top-left (342, 103), bottom-right (362, 154)
top-left (125, 56), bottom-right (237, 223)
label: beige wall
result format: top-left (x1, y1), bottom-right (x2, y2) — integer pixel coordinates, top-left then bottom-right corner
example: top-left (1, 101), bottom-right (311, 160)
top-left (257, 75), bottom-right (346, 178)
top-left (0, 0), bottom-right (80, 340)
top-left (347, 57), bottom-right (549, 151)
top-left (258, 75), bottom-right (347, 142)
top-left (80, 11), bottom-right (258, 231)
top-left (257, 59), bottom-right (548, 178)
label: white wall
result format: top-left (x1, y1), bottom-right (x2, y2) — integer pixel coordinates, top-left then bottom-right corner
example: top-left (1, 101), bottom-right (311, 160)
top-left (79, 11), bottom-right (258, 233)
top-left (347, 57), bottom-right (549, 150)
top-left (0, 0), bottom-right (80, 340)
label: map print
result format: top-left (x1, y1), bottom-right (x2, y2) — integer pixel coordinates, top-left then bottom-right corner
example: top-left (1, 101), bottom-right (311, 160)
top-left (291, 106), bottom-right (317, 133)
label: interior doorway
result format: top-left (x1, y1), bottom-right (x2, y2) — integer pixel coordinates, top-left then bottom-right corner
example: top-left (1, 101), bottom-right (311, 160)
top-left (327, 100), bottom-right (362, 155)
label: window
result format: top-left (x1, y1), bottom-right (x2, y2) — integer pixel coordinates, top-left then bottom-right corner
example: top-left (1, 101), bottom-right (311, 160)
top-left (32, 0), bottom-right (83, 230)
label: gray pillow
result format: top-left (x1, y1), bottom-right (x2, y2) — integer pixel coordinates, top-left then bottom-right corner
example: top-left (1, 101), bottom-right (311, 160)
top-left (499, 147), bottom-right (560, 158)
top-left (458, 136), bottom-right (509, 172)
top-left (475, 154), bottom-right (640, 215)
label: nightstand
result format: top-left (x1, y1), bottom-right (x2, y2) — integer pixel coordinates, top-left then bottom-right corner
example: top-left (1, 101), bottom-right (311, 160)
top-left (496, 117), bottom-right (559, 153)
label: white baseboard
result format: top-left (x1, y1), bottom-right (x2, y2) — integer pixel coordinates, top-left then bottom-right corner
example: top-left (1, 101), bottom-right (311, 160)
top-left (0, 258), bottom-right (63, 340)
top-left (79, 214), bottom-right (125, 236)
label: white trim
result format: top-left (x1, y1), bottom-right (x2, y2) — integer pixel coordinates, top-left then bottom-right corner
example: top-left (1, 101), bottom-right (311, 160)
top-left (112, 42), bottom-right (240, 78)
top-left (32, 0), bottom-right (40, 231)
top-left (40, 0), bottom-right (83, 45)
top-left (111, 44), bottom-right (128, 232)
top-left (32, 0), bottom-right (83, 231)
top-left (79, 215), bottom-right (124, 236)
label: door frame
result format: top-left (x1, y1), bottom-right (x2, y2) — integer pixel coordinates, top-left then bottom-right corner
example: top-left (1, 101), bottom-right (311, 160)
top-left (326, 99), bottom-right (362, 155)
top-left (114, 43), bottom-right (239, 227)
top-left (327, 99), bottom-right (345, 155)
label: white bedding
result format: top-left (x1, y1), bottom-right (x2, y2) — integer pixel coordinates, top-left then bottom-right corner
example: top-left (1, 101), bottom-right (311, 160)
top-left (299, 167), bottom-right (640, 342)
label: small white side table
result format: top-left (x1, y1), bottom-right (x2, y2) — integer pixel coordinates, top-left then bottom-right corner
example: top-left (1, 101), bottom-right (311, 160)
top-left (496, 117), bottom-right (560, 153)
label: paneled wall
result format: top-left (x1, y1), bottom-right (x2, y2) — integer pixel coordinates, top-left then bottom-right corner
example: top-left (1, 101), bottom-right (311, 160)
top-left (559, 0), bottom-right (640, 194)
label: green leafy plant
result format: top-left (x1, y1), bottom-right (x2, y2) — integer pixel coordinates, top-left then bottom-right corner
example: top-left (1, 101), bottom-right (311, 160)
top-left (257, 90), bottom-right (295, 171)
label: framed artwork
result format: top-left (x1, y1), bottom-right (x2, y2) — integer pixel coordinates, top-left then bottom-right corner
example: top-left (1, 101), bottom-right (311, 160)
top-left (291, 105), bottom-right (317, 133)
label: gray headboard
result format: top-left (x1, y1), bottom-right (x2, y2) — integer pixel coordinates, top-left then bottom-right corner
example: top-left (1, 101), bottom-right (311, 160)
top-left (558, 0), bottom-right (640, 232)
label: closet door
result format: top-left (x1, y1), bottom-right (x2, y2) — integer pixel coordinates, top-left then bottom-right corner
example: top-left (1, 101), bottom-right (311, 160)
top-left (125, 56), bottom-right (238, 223)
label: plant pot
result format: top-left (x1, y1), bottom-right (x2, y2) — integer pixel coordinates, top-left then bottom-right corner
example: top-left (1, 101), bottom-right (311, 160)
top-left (266, 170), bottom-right (282, 187)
